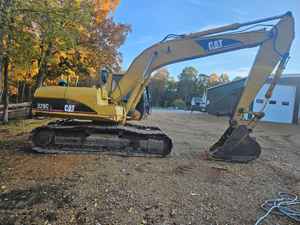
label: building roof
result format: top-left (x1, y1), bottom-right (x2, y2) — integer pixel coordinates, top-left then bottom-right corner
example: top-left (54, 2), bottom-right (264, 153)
top-left (281, 74), bottom-right (300, 78)
top-left (208, 74), bottom-right (300, 90)
top-left (208, 77), bottom-right (247, 90)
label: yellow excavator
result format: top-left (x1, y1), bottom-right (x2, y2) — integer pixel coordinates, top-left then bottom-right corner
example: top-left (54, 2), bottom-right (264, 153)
top-left (31, 12), bottom-right (295, 163)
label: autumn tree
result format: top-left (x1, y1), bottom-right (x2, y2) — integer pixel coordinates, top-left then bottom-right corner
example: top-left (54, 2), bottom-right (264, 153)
top-left (43, 0), bottom-right (130, 85)
top-left (207, 72), bottom-right (231, 87)
top-left (30, 0), bottom-right (89, 88)
top-left (207, 73), bottom-right (220, 87)
top-left (219, 73), bottom-right (230, 83)
top-left (19, 0), bottom-right (127, 88)
top-left (2, 0), bottom-right (128, 90)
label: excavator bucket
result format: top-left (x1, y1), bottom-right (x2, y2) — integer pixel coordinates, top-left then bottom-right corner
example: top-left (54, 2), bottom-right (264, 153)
top-left (208, 125), bottom-right (261, 163)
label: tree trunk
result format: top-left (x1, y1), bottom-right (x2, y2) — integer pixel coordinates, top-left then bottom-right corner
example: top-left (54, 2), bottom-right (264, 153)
top-left (0, 0), bottom-right (13, 122)
top-left (0, 27), bottom-right (3, 103)
top-left (28, 85), bottom-right (32, 101)
top-left (36, 70), bottom-right (44, 89)
top-left (21, 81), bottom-right (25, 102)
top-left (0, 4), bottom-right (4, 103)
top-left (16, 80), bottom-right (19, 103)
top-left (0, 56), bottom-right (2, 103)
top-left (0, 0), bottom-right (12, 103)
top-left (2, 56), bottom-right (9, 123)
top-left (35, 42), bottom-right (52, 89)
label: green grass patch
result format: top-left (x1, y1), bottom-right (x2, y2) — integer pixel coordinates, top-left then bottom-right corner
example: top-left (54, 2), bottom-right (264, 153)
top-left (0, 119), bottom-right (52, 136)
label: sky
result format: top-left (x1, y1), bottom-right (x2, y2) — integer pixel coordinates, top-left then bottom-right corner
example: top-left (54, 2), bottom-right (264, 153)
top-left (113, 0), bottom-right (300, 80)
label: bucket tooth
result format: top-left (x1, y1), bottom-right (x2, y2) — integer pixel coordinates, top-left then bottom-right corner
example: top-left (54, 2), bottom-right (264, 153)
top-left (208, 125), bottom-right (261, 163)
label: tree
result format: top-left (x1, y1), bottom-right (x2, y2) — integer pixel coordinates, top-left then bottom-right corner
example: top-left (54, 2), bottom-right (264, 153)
top-left (163, 77), bottom-right (177, 107)
top-left (20, 0), bottom-right (93, 88)
top-left (177, 66), bottom-right (198, 106)
top-left (207, 73), bottom-right (220, 87)
top-left (3, 0), bottom-right (128, 89)
top-left (149, 68), bottom-right (169, 107)
top-left (172, 98), bottom-right (186, 109)
top-left (193, 73), bottom-right (207, 97)
top-left (0, 0), bottom-right (16, 123)
top-left (2, 56), bottom-right (9, 123)
top-left (219, 73), bottom-right (230, 83)
top-left (0, 0), bottom-right (5, 98)
top-left (207, 72), bottom-right (231, 87)
top-left (2, 0), bottom-right (128, 88)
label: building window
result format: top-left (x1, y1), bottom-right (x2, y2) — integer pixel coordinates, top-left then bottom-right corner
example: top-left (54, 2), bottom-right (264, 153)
top-left (256, 99), bottom-right (264, 104)
top-left (282, 101), bottom-right (290, 106)
top-left (269, 100), bottom-right (277, 105)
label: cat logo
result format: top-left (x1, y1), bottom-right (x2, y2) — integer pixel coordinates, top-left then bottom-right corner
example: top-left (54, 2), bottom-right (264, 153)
top-left (208, 40), bottom-right (223, 51)
top-left (64, 104), bottom-right (75, 112)
top-left (196, 38), bottom-right (242, 52)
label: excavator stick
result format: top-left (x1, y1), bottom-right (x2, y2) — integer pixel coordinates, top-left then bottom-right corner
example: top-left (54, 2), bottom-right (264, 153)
top-left (208, 125), bottom-right (261, 163)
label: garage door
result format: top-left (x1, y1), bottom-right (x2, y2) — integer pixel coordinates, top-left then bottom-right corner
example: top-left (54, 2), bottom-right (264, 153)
top-left (253, 84), bottom-right (296, 123)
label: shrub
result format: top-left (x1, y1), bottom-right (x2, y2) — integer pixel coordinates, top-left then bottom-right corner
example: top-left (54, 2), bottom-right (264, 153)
top-left (172, 99), bottom-right (186, 109)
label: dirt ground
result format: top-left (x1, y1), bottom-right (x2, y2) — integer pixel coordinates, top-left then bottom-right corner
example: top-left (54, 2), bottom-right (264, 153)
top-left (0, 110), bottom-right (299, 225)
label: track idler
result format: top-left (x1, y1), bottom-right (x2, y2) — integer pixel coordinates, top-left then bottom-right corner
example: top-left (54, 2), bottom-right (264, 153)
top-left (208, 125), bottom-right (261, 163)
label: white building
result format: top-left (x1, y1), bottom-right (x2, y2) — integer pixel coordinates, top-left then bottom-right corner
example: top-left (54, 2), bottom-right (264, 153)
top-left (207, 74), bottom-right (300, 124)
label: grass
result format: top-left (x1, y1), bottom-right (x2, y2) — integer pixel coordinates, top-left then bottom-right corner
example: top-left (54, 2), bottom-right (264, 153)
top-left (0, 118), bottom-right (52, 150)
top-left (0, 119), bottom-right (51, 135)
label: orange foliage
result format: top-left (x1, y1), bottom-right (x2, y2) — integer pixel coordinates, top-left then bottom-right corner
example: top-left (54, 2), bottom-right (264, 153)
top-left (6, 0), bottom-right (127, 91)
top-left (208, 73), bottom-right (220, 84)
top-left (92, 0), bottom-right (120, 24)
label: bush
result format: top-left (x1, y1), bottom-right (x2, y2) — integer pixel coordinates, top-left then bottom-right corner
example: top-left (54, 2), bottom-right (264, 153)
top-left (172, 99), bottom-right (186, 109)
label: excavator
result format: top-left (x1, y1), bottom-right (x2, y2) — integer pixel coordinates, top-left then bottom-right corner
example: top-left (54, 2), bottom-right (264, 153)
top-left (31, 11), bottom-right (295, 163)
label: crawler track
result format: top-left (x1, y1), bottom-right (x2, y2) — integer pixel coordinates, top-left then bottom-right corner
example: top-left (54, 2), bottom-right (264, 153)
top-left (31, 120), bottom-right (172, 157)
